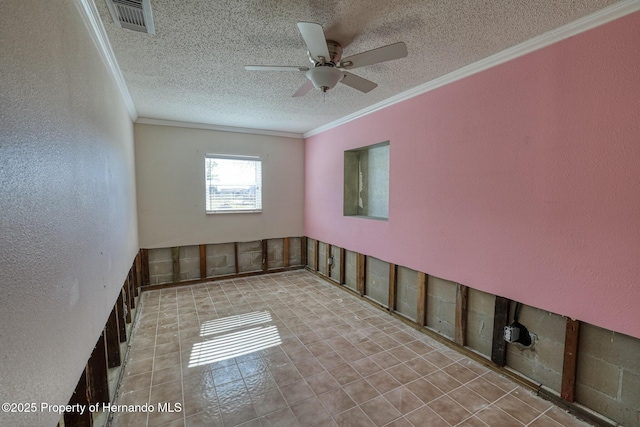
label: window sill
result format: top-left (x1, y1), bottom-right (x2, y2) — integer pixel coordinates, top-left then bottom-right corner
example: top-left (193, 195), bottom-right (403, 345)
top-left (344, 215), bottom-right (388, 221)
top-left (206, 210), bottom-right (262, 215)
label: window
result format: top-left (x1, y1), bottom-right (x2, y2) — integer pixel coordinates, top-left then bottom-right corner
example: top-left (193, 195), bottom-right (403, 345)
top-left (344, 141), bottom-right (389, 220)
top-left (205, 155), bottom-right (262, 213)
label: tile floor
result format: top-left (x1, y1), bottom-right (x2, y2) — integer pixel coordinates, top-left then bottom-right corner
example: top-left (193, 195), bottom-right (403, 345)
top-left (110, 270), bottom-right (592, 427)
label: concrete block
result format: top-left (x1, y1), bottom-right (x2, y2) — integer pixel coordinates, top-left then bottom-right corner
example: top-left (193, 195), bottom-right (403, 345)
top-left (467, 288), bottom-right (494, 358)
top-left (505, 305), bottom-right (564, 392)
top-left (396, 266), bottom-right (418, 320)
top-left (237, 241), bottom-right (263, 272)
top-left (621, 370), bottom-right (639, 409)
top-left (576, 383), bottom-right (639, 427)
top-left (179, 245), bottom-right (199, 259)
top-left (507, 337), bottom-right (564, 392)
top-left (344, 250), bottom-right (357, 291)
top-left (307, 238), bottom-right (315, 268)
top-left (580, 324), bottom-right (640, 375)
top-left (576, 354), bottom-right (621, 398)
top-left (149, 247), bottom-right (172, 262)
top-left (288, 237), bottom-right (301, 266)
top-left (268, 238), bottom-right (284, 269)
top-left (150, 260), bottom-right (172, 276)
top-left (206, 243), bottom-right (236, 276)
top-left (318, 242), bottom-right (327, 275)
top-left (151, 273), bottom-right (173, 285)
top-left (426, 276), bottom-right (456, 339)
top-left (328, 245), bottom-right (341, 281)
top-left (365, 256), bottom-right (389, 306)
top-left (179, 245), bottom-right (200, 280)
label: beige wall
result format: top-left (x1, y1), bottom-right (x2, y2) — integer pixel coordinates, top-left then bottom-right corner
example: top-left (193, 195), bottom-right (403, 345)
top-left (0, 1), bottom-right (138, 426)
top-left (134, 123), bottom-right (304, 248)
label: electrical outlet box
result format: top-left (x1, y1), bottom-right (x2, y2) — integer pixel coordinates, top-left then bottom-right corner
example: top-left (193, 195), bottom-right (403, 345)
top-left (328, 256), bottom-right (334, 266)
top-left (504, 325), bottom-right (520, 343)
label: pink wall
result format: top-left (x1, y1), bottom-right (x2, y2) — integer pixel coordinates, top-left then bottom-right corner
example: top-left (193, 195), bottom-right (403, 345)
top-left (304, 12), bottom-right (640, 340)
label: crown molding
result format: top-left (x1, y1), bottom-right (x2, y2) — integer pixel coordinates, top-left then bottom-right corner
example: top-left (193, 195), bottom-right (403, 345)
top-left (304, 0), bottom-right (640, 138)
top-left (76, 0), bottom-right (138, 121)
top-left (135, 118), bottom-right (304, 139)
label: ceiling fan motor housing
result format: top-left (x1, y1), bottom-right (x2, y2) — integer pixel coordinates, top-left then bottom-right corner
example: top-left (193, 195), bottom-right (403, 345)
top-left (307, 40), bottom-right (343, 65)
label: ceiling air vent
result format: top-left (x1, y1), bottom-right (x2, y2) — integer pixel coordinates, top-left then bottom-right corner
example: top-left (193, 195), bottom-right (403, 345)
top-left (106, 0), bottom-right (155, 34)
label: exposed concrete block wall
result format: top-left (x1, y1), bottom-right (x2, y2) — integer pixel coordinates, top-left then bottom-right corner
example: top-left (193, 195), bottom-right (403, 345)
top-left (302, 241), bottom-right (640, 427)
top-left (466, 289), bottom-right (495, 358)
top-left (426, 276), bottom-right (456, 339)
top-left (396, 266), bottom-right (418, 320)
top-left (237, 240), bottom-right (263, 273)
top-left (577, 324), bottom-right (640, 427)
top-left (149, 248), bottom-right (173, 285)
top-left (365, 256), bottom-right (389, 307)
top-left (307, 238), bottom-right (316, 269)
top-left (206, 243), bottom-right (236, 277)
top-left (179, 245), bottom-right (201, 281)
top-left (329, 245), bottom-right (341, 283)
top-left (506, 305), bottom-right (565, 393)
top-left (344, 250), bottom-right (357, 291)
top-left (288, 237), bottom-right (302, 266)
top-left (268, 238), bottom-right (284, 269)
top-left (318, 242), bottom-right (327, 275)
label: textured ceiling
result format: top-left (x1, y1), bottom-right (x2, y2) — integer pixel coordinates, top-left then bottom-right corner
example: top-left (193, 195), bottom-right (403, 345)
top-left (96, 0), bottom-right (620, 134)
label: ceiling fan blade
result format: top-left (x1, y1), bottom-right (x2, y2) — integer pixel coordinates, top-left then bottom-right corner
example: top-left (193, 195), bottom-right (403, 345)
top-left (340, 72), bottom-right (378, 93)
top-left (293, 79), bottom-right (314, 97)
top-left (245, 65), bottom-right (309, 72)
top-left (340, 42), bottom-right (408, 69)
top-left (297, 22), bottom-right (331, 62)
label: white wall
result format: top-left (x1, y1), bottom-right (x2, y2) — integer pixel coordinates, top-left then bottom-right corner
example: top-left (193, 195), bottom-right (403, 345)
top-left (135, 123), bottom-right (304, 248)
top-left (0, 1), bottom-right (138, 426)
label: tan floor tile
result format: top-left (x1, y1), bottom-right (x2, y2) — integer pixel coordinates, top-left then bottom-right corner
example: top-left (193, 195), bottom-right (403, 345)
top-left (249, 387), bottom-right (287, 417)
top-left (360, 395), bottom-right (402, 426)
top-left (425, 370), bottom-right (462, 393)
top-left (365, 371), bottom-right (402, 394)
top-left (495, 393), bottom-right (542, 424)
top-left (427, 395), bottom-right (471, 425)
top-left (318, 388), bottom-right (356, 415)
top-left (343, 379), bottom-right (380, 405)
top-left (306, 371), bottom-right (341, 395)
top-left (465, 377), bottom-right (507, 402)
top-left (291, 396), bottom-right (331, 427)
top-left (114, 273), bottom-right (592, 427)
top-left (259, 407), bottom-right (299, 427)
top-left (383, 386), bottom-right (423, 415)
top-left (328, 364), bottom-right (362, 386)
top-left (448, 385), bottom-right (490, 413)
top-left (149, 379), bottom-right (183, 404)
top-left (404, 405), bottom-right (449, 427)
top-left (369, 351), bottom-right (402, 370)
top-left (333, 406), bottom-right (375, 427)
top-left (296, 358), bottom-right (326, 378)
top-left (528, 414), bottom-right (564, 427)
top-left (152, 366), bottom-right (182, 386)
top-left (280, 378), bottom-right (315, 405)
top-left (384, 417), bottom-right (412, 427)
top-left (475, 406), bottom-right (524, 427)
top-left (405, 378), bottom-right (443, 404)
top-left (351, 357), bottom-right (383, 377)
top-left (317, 351), bottom-right (347, 370)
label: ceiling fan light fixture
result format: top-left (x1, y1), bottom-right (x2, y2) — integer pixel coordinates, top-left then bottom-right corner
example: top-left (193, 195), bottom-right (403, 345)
top-left (306, 66), bottom-right (344, 92)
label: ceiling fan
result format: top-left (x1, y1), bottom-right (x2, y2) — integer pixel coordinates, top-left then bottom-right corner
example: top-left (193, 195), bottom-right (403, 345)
top-left (245, 22), bottom-right (408, 97)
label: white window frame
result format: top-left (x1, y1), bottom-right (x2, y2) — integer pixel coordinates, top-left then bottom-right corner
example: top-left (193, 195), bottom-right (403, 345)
top-left (205, 154), bottom-right (262, 214)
